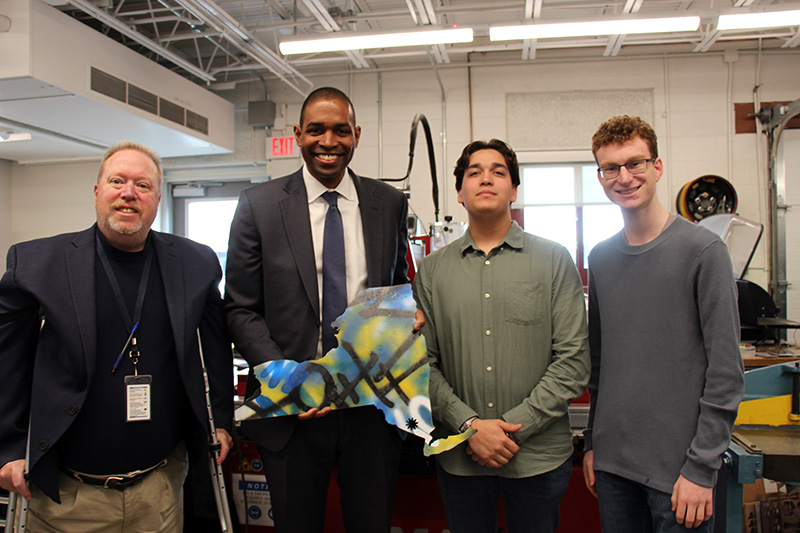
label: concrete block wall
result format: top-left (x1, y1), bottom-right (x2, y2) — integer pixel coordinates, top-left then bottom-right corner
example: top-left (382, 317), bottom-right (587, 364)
top-left (10, 160), bottom-right (100, 245)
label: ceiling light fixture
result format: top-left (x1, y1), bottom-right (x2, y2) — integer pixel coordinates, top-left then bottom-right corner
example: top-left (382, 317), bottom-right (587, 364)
top-left (279, 27), bottom-right (474, 55)
top-left (717, 10), bottom-right (800, 31)
top-left (490, 16), bottom-right (700, 41)
top-left (0, 131), bottom-right (32, 143)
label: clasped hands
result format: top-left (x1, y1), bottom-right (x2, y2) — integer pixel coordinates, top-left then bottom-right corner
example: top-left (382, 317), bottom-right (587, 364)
top-left (465, 418), bottom-right (522, 468)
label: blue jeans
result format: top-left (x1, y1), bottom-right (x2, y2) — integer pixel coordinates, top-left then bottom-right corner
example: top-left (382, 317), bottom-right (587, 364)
top-left (594, 470), bottom-right (715, 533)
top-left (436, 458), bottom-right (572, 533)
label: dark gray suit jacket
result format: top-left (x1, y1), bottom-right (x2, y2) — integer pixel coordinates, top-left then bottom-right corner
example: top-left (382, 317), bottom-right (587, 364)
top-left (224, 169), bottom-right (408, 450)
top-left (0, 226), bottom-right (233, 501)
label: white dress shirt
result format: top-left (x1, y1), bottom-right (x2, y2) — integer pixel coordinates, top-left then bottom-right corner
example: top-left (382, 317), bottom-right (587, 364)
top-left (303, 166), bottom-right (368, 357)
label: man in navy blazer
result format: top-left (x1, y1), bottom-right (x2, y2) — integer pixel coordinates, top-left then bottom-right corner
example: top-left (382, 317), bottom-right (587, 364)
top-left (0, 141), bottom-right (233, 532)
top-left (224, 87), bottom-right (409, 532)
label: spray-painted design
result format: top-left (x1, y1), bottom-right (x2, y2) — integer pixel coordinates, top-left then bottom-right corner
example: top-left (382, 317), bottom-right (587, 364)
top-left (235, 284), bottom-right (474, 454)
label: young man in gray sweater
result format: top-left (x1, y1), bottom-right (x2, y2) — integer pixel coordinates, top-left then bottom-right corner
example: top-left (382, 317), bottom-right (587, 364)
top-left (582, 115), bottom-right (744, 531)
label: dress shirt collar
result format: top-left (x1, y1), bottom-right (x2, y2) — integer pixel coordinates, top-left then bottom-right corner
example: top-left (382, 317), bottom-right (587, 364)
top-left (459, 220), bottom-right (525, 255)
top-left (302, 165), bottom-right (357, 204)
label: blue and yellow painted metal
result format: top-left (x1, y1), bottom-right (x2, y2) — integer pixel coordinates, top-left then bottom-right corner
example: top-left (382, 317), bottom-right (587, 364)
top-left (235, 284), bottom-right (474, 454)
top-left (723, 361), bottom-right (800, 531)
top-left (736, 361), bottom-right (800, 426)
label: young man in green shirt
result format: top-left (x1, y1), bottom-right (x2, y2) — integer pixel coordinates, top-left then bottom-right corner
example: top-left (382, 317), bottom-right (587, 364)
top-left (414, 139), bottom-right (590, 532)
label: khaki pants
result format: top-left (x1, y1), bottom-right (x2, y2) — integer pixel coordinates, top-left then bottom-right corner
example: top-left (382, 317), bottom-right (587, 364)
top-left (27, 443), bottom-right (188, 533)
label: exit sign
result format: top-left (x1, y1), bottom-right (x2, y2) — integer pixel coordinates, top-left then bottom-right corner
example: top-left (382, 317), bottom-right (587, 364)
top-left (268, 136), bottom-right (299, 159)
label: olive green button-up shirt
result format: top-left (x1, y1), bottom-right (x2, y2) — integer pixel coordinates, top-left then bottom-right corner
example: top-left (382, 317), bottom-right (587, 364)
top-left (413, 221), bottom-right (590, 477)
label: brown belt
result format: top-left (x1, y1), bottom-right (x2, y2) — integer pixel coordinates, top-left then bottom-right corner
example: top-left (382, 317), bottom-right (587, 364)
top-left (63, 458), bottom-right (168, 490)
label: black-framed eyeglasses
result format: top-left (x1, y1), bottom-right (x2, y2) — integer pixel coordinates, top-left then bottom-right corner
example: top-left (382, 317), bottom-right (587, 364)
top-left (598, 158), bottom-right (655, 180)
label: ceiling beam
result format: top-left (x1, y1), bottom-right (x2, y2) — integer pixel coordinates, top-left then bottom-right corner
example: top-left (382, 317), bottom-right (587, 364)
top-left (421, 0), bottom-right (438, 24)
top-left (604, 0), bottom-right (642, 57)
top-left (783, 30), bottom-right (800, 48)
top-left (65, 0), bottom-right (215, 82)
top-left (158, 29), bottom-right (221, 42)
top-left (412, 0), bottom-right (431, 24)
top-left (172, 0), bottom-right (313, 94)
top-left (694, 25), bottom-right (720, 52)
top-left (299, 0), bottom-right (369, 69)
top-left (521, 0), bottom-right (542, 60)
top-left (265, 0), bottom-right (291, 20)
top-left (404, 0), bottom-right (419, 25)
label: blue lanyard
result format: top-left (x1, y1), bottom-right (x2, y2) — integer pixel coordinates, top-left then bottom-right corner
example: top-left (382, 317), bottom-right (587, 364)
top-left (95, 233), bottom-right (153, 374)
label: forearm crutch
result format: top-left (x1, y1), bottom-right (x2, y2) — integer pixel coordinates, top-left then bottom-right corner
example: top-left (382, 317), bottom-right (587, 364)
top-left (4, 322), bottom-right (40, 532)
top-left (4, 453), bottom-right (30, 533)
top-left (5, 490), bottom-right (27, 533)
top-left (3, 491), bottom-right (16, 533)
top-left (2, 491), bottom-right (11, 533)
top-left (196, 329), bottom-right (234, 533)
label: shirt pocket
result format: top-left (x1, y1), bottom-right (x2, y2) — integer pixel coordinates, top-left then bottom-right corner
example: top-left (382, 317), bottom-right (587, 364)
top-left (504, 281), bottom-right (543, 326)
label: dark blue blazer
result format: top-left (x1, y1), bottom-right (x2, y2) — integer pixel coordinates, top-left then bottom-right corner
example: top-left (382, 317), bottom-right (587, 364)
top-left (0, 225), bottom-right (233, 501)
top-left (223, 169), bottom-right (408, 450)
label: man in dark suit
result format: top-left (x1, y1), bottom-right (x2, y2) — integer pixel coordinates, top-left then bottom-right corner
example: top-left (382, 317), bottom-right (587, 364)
top-left (224, 87), bottom-right (409, 532)
top-left (0, 141), bottom-right (233, 532)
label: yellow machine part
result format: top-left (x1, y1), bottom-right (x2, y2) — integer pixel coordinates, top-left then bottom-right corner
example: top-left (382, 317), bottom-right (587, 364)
top-left (736, 394), bottom-right (800, 426)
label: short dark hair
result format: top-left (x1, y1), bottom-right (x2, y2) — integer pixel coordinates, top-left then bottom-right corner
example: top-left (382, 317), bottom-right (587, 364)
top-left (592, 115), bottom-right (658, 160)
top-left (454, 139), bottom-right (520, 191)
top-left (299, 87), bottom-right (356, 127)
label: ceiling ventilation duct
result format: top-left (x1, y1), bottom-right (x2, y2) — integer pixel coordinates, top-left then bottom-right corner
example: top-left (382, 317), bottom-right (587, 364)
top-left (0, 0), bottom-right (234, 164)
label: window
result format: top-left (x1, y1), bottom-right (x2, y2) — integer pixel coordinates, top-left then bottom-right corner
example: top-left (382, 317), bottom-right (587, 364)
top-left (172, 181), bottom-right (253, 295)
top-left (185, 199), bottom-right (239, 293)
top-left (515, 163), bottom-right (623, 285)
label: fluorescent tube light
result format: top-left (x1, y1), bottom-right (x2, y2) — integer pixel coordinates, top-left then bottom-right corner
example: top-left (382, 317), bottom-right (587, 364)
top-left (717, 10), bottom-right (800, 31)
top-left (280, 28), bottom-right (473, 55)
top-left (0, 131), bottom-right (32, 143)
top-left (490, 16), bottom-right (700, 41)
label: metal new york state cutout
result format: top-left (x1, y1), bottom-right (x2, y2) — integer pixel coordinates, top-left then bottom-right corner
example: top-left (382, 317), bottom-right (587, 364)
top-left (235, 284), bottom-right (473, 455)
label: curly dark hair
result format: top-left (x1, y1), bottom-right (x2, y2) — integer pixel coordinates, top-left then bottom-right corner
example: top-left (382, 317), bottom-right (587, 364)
top-left (454, 139), bottom-right (520, 191)
top-left (591, 115), bottom-right (658, 160)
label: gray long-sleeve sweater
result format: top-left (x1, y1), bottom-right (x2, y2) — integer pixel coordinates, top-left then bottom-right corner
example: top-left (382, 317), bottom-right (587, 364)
top-left (584, 216), bottom-right (744, 493)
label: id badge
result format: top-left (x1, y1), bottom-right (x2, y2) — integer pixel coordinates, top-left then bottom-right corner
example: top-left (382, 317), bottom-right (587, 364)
top-left (125, 374), bottom-right (153, 422)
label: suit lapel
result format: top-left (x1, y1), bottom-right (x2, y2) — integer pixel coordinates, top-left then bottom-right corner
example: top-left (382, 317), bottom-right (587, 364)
top-left (279, 171), bottom-right (320, 317)
top-left (352, 171), bottom-right (385, 287)
top-left (152, 233), bottom-right (186, 364)
top-left (65, 227), bottom-right (99, 383)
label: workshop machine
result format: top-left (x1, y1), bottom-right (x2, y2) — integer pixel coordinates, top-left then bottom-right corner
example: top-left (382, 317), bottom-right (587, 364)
top-left (698, 213), bottom-right (800, 342)
top-left (720, 361), bottom-right (800, 532)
